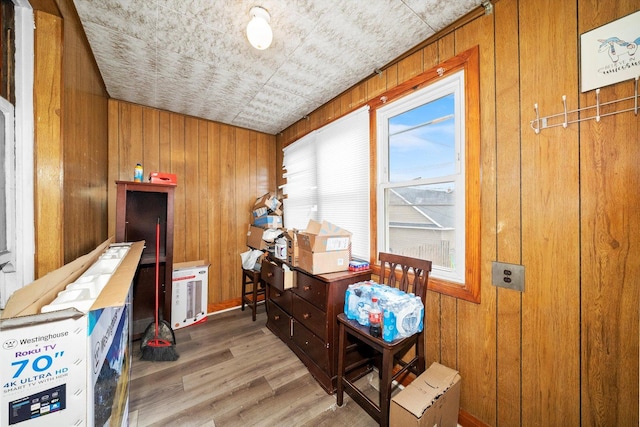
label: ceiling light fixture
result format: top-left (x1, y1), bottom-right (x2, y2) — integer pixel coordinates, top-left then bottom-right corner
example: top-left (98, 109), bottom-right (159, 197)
top-left (247, 6), bottom-right (273, 50)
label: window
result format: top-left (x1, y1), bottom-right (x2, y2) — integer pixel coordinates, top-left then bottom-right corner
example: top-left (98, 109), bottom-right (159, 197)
top-left (282, 107), bottom-right (370, 260)
top-left (372, 47), bottom-right (480, 303)
top-left (377, 72), bottom-right (465, 283)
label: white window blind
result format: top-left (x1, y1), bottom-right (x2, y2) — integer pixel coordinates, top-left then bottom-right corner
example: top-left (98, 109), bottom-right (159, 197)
top-left (282, 106), bottom-right (370, 259)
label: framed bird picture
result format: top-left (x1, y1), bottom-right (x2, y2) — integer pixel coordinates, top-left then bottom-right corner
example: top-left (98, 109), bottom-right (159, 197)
top-left (580, 10), bottom-right (640, 93)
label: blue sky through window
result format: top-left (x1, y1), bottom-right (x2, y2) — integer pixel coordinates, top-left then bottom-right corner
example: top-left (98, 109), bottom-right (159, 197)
top-left (388, 94), bottom-right (455, 183)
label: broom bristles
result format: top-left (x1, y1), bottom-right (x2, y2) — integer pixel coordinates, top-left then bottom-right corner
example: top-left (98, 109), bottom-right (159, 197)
top-left (140, 320), bottom-right (179, 361)
top-left (140, 343), bottom-right (180, 361)
top-left (140, 339), bottom-right (180, 362)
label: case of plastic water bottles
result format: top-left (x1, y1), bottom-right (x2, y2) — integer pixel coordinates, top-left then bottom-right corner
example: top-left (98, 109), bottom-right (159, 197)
top-left (344, 281), bottom-right (424, 342)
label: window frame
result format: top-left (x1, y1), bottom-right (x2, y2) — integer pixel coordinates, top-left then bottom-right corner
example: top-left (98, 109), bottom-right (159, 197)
top-left (0, 96), bottom-right (14, 265)
top-left (376, 70), bottom-right (466, 283)
top-left (369, 46), bottom-right (481, 303)
top-left (0, 0), bottom-right (34, 308)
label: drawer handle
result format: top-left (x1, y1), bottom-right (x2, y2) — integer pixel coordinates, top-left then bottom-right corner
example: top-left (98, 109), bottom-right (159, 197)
top-left (304, 286), bottom-right (311, 291)
top-left (303, 313), bottom-right (310, 320)
top-left (267, 272), bottom-right (274, 278)
top-left (275, 292), bottom-right (281, 297)
top-left (274, 315), bottom-right (280, 321)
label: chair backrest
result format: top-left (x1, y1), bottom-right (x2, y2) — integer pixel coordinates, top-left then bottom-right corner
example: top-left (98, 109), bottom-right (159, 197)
top-left (378, 252), bottom-right (432, 304)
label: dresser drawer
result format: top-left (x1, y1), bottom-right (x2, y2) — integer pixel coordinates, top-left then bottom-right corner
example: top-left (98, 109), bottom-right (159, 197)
top-left (262, 260), bottom-right (295, 292)
top-left (268, 284), bottom-right (292, 314)
top-left (292, 293), bottom-right (326, 341)
top-left (261, 260), bottom-right (284, 290)
top-left (266, 300), bottom-right (291, 340)
top-left (294, 272), bottom-right (327, 311)
top-left (292, 320), bottom-right (329, 373)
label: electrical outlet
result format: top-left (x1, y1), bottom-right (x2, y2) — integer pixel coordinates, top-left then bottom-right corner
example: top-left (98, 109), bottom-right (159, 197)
top-left (492, 261), bottom-right (525, 292)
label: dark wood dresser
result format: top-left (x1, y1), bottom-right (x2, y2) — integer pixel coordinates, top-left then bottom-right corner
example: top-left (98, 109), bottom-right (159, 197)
top-left (262, 258), bottom-right (371, 393)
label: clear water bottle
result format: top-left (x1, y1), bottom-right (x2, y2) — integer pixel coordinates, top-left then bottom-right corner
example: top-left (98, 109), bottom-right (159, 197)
top-left (416, 296), bottom-right (424, 333)
top-left (344, 286), bottom-right (352, 319)
top-left (134, 163), bottom-right (143, 182)
top-left (382, 305), bottom-right (396, 342)
top-left (369, 297), bottom-right (382, 338)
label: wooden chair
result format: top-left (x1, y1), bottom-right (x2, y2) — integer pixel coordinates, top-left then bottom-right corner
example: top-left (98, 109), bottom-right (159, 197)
top-left (336, 252), bottom-right (431, 427)
top-left (241, 267), bottom-right (266, 321)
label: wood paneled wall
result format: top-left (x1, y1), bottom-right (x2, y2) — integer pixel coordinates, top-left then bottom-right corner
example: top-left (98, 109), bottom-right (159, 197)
top-left (32, 0), bottom-right (109, 277)
top-left (276, 0), bottom-right (638, 425)
top-left (578, 3), bottom-right (639, 425)
top-left (107, 101), bottom-right (277, 305)
top-left (33, 8), bottom-right (63, 277)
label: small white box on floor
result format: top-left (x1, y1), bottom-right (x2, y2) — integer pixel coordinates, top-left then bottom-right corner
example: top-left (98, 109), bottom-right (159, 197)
top-left (171, 261), bottom-right (209, 329)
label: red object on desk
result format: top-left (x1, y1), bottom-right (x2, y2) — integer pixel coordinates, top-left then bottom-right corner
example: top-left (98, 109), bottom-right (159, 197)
top-left (149, 172), bottom-right (177, 185)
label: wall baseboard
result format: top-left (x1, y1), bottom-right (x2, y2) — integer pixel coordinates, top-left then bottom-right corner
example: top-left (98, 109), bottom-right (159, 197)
top-left (458, 408), bottom-right (490, 427)
top-left (208, 296), bottom-right (265, 314)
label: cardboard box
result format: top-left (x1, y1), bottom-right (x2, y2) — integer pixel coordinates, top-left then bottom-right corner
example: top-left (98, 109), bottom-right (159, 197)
top-left (285, 229), bottom-right (299, 266)
top-left (171, 261), bottom-right (209, 330)
top-left (252, 192), bottom-right (282, 216)
top-left (252, 206), bottom-right (269, 219)
top-left (0, 239), bottom-right (143, 427)
top-left (297, 248), bottom-right (350, 275)
top-left (246, 225), bottom-right (269, 250)
top-left (253, 215), bottom-right (282, 229)
top-left (297, 220), bottom-right (351, 252)
top-left (390, 362), bottom-right (461, 427)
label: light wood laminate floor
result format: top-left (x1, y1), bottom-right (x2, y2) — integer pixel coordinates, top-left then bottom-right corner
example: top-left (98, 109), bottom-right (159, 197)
top-left (128, 304), bottom-right (380, 427)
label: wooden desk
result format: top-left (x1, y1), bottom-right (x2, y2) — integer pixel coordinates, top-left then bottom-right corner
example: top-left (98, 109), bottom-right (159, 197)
top-left (261, 259), bottom-right (371, 393)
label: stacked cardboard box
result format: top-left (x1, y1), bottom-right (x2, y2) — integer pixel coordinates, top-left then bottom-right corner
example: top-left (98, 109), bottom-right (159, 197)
top-left (284, 229), bottom-right (299, 266)
top-left (251, 192), bottom-right (282, 229)
top-left (296, 219), bottom-right (351, 275)
top-left (246, 192), bottom-right (285, 251)
top-left (246, 225), bottom-right (270, 250)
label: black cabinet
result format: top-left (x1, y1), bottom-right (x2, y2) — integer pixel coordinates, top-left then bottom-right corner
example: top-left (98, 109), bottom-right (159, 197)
top-left (115, 181), bottom-right (175, 338)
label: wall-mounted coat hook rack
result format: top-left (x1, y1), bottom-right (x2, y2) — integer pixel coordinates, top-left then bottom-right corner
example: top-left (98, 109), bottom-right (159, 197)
top-left (530, 75), bottom-right (639, 133)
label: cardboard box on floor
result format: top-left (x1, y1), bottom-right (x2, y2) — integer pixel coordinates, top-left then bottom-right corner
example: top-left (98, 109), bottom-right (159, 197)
top-left (171, 261), bottom-right (209, 330)
top-left (390, 362), bottom-right (461, 427)
top-left (0, 238), bottom-right (143, 427)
